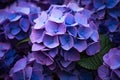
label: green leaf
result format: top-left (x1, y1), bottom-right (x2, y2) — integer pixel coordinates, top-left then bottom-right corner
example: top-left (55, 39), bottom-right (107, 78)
top-left (78, 35), bottom-right (112, 70)
top-left (16, 38), bottom-right (30, 46)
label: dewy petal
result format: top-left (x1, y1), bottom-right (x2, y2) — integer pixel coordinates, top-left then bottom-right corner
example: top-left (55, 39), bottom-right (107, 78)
top-left (67, 27), bottom-right (77, 37)
top-left (63, 48), bottom-right (80, 61)
top-left (74, 39), bottom-right (87, 52)
top-left (65, 13), bottom-right (75, 25)
top-left (49, 48), bottom-right (58, 58)
top-left (86, 42), bottom-right (100, 56)
top-left (59, 34), bottom-right (74, 50)
top-left (12, 58), bottom-right (27, 73)
top-left (34, 11), bottom-right (47, 29)
top-left (19, 17), bottom-right (30, 32)
top-left (8, 13), bottom-right (22, 22)
top-left (49, 8), bottom-right (65, 23)
top-left (75, 13), bottom-right (89, 27)
top-left (32, 43), bottom-right (45, 51)
top-left (67, 2), bottom-right (84, 12)
top-left (45, 21), bottom-right (66, 36)
top-left (43, 34), bottom-right (59, 48)
top-left (33, 51), bottom-right (54, 66)
top-left (78, 26), bottom-right (93, 39)
top-left (30, 29), bottom-right (45, 43)
top-left (93, 0), bottom-right (104, 9)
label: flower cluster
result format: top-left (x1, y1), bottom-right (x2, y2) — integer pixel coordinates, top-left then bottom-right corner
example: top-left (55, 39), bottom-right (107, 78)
top-left (98, 48), bottom-right (120, 80)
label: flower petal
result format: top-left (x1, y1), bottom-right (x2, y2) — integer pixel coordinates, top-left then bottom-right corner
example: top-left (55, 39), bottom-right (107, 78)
top-left (12, 58), bottom-right (27, 73)
top-left (67, 27), bottom-right (77, 37)
top-left (74, 39), bottom-right (87, 52)
top-left (75, 13), bottom-right (89, 27)
top-left (43, 34), bottom-right (59, 48)
top-left (86, 42), bottom-right (100, 56)
top-left (19, 17), bottom-right (30, 32)
top-left (59, 34), bottom-right (74, 50)
top-left (78, 26), bottom-right (93, 39)
top-left (30, 29), bottom-right (45, 43)
top-left (34, 11), bottom-right (47, 29)
top-left (45, 21), bottom-right (66, 36)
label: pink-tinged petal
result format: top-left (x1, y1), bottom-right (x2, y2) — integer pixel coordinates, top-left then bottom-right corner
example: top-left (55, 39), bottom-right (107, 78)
top-left (49, 48), bottom-right (58, 58)
top-left (34, 11), bottom-right (47, 29)
top-left (74, 39), bottom-right (87, 52)
top-left (67, 2), bottom-right (84, 12)
top-left (13, 58), bottom-right (27, 73)
top-left (59, 34), bottom-right (74, 50)
top-left (19, 17), bottom-right (30, 32)
top-left (25, 67), bottom-right (32, 80)
top-left (49, 9), bottom-right (65, 23)
top-left (86, 42), bottom-right (100, 56)
top-left (67, 27), bottom-right (77, 37)
top-left (45, 21), bottom-right (66, 36)
top-left (32, 43), bottom-right (45, 51)
top-left (78, 26), bottom-right (93, 39)
top-left (43, 34), bottom-right (59, 48)
top-left (33, 52), bottom-right (54, 66)
top-left (90, 30), bottom-right (99, 42)
top-left (30, 29), bottom-right (45, 43)
top-left (75, 13), bottom-right (89, 27)
top-left (64, 48), bottom-right (80, 61)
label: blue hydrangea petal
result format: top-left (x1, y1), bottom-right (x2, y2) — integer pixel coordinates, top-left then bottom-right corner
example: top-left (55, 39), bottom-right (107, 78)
top-left (74, 39), bottom-right (87, 52)
top-left (33, 52), bottom-right (54, 66)
top-left (90, 31), bottom-right (99, 42)
top-left (86, 42), bottom-right (100, 56)
top-left (19, 17), bottom-right (30, 32)
top-left (30, 29), bottom-right (45, 43)
top-left (43, 34), bottom-right (59, 48)
top-left (12, 58), bottom-right (27, 73)
top-left (59, 34), bottom-right (74, 50)
top-left (9, 22), bottom-right (21, 35)
top-left (49, 48), bottom-right (58, 58)
top-left (78, 26), bottom-right (93, 39)
top-left (63, 48), bottom-right (80, 61)
top-left (98, 65), bottom-right (110, 80)
top-left (34, 11), bottom-right (47, 29)
top-left (67, 27), bottom-right (77, 37)
top-left (32, 43), bottom-right (45, 51)
top-left (106, 0), bottom-right (120, 8)
top-left (65, 13), bottom-right (75, 25)
top-left (8, 13), bottom-right (22, 22)
top-left (103, 48), bottom-right (120, 69)
top-left (75, 13), bottom-right (89, 27)
top-left (45, 21), bottom-right (66, 36)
